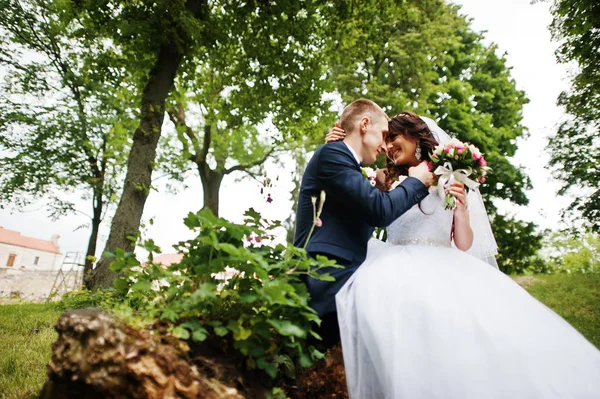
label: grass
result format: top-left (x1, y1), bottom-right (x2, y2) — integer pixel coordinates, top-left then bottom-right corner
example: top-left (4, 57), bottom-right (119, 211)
top-left (522, 273), bottom-right (600, 349)
top-left (0, 274), bottom-right (599, 398)
top-left (0, 303), bottom-right (60, 399)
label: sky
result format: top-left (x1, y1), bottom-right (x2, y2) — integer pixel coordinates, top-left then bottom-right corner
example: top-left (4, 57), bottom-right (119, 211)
top-left (0, 0), bottom-right (575, 265)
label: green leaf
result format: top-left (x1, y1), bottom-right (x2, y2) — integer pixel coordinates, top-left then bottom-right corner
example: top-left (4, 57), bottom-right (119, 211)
top-left (216, 243), bottom-right (240, 256)
top-left (113, 278), bottom-right (129, 292)
top-left (239, 292), bottom-right (258, 304)
top-left (299, 353), bottom-right (313, 368)
top-left (192, 327), bottom-right (208, 342)
top-left (180, 319), bottom-right (202, 330)
top-left (191, 282), bottom-right (217, 301)
top-left (172, 326), bottom-right (190, 340)
top-left (109, 260), bottom-right (124, 272)
top-left (261, 279), bottom-right (293, 305)
top-left (236, 326), bottom-right (252, 341)
top-left (268, 319), bottom-right (306, 338)
top-left (264, 364), bottom-right (278, 379)
top-left (131, 280), bottom-right (151, 292)
top-left (161, 308), bottom-right (179, 322)
top-left (214, 326), bottom-right (229, 337)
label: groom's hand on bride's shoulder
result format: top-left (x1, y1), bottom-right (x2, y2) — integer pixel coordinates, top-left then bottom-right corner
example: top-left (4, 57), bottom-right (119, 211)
top-left (325, 121), bottom-right (346, 143)
top-left (408, 161), bottom-right (434, 187)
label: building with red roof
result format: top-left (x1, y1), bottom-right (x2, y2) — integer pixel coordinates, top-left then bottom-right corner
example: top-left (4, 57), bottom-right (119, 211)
top-left (0, 227), bottom-right (62, 270)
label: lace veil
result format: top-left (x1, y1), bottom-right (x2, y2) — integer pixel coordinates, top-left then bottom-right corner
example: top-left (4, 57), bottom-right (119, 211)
top-left (420, 116), bottom-right (499, 269)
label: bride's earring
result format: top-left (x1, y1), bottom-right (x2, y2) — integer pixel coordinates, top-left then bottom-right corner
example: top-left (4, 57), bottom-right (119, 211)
top-left (415, 146), bottom-right (422, 161)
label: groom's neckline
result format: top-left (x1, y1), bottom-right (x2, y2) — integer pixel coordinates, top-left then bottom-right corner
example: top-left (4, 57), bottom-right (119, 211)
top-left (342, 142), bottom-right (361, 166)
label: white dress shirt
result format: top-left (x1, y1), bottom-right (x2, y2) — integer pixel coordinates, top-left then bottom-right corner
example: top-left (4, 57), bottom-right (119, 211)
top-left (343, 142), bottom-right (361, 165)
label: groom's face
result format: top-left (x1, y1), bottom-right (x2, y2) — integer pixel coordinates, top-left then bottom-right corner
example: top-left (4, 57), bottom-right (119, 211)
top-left (361, 115), bottom-right (388, 164)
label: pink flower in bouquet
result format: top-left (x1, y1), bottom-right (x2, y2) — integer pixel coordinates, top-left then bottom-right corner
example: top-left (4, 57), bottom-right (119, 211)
top-left (427, 161), bottom-right (433, 170)
top-left (430, 139), bottom-right (489, 210)
top-left (315, 218), bottom-right (323, 227)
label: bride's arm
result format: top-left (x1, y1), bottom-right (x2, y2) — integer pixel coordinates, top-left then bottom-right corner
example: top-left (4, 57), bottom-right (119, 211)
top-left (449, 182), bottom-right (474, 251)
top-left (376, 169), bottom-right (407, 190)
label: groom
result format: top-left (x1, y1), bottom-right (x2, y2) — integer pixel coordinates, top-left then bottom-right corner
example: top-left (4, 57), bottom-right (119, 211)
top-left (294, 99), bottom-right (433, 348)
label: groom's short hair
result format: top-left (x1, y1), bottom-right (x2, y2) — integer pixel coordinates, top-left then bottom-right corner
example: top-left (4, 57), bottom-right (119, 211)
top-left (340, 99), bottom-right (388, 134)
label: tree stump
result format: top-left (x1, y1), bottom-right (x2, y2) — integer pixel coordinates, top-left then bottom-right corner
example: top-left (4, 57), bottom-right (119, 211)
top-left (39, 309), bottom-right (243, 399)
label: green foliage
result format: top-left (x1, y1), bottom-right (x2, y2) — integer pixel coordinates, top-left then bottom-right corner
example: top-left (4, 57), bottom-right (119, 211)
top-left (0, 0), bottom-right (135, 207)
top-left (546, 0), bottom-right (600, 232)
top-left (548, 118), bottom-right (600, 233)
top-left (544, 233), bottom-right (600, 275)
top-left (164, 1), bottom-right (342, 215)
top-left (549, 0), bottom-right (600, 122)
top-left (109, 208), bottom-right (338, 379)
top-left (492, 214), bottom-right (546, 275)
top-left (0, 0), bottom-right (138, 269)
top-left (54, 288), bottom-right (122, 311)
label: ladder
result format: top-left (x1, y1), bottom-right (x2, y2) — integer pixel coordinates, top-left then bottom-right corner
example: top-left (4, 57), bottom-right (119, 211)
top-left (46, 252), bottom-right (85, 301)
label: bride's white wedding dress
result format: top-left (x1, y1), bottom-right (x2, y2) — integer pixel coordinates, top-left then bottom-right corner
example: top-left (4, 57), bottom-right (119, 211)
top-left (336, 190), bottom-right (600, 399)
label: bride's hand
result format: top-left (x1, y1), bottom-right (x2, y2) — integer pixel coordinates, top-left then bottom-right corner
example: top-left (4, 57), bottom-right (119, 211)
top-left (447, 182), bottom-right (468, 211)
top-left (326, 121), bottom-right (346, 143)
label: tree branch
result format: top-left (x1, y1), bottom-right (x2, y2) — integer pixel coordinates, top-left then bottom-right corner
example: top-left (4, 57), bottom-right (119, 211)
top-left (200, 124), bottom-right (211, 163)
top-left (224, 147), bottom-right (276, 175)
top-left (167, 103), bottom-right (199, 157)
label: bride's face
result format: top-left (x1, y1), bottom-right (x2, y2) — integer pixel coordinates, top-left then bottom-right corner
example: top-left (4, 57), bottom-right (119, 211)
top-left (386, 132), bottom-right (420, 167)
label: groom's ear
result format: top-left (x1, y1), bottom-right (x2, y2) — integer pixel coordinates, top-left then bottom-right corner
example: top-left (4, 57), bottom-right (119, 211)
top-left (359, 116), bottom-right (370, 135)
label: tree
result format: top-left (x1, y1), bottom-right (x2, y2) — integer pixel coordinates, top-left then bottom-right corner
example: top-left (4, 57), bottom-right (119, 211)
top-left (0, 0), bottom-right (135, 274)
top-left (545, 232), bottom-right (600, 274)
top-left (491, 214), bottom-right (545, 274)
top-left (84, 1), bottom-right (347, 289)
top-left (165, 1), bottom-right (336, 216)
top-left (545, 0), bottom-right (600, 232)
top-left (71, 0), bottom-right (209, 289)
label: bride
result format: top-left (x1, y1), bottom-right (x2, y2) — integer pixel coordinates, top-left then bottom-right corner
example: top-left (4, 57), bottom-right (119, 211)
top-left (327, 112), bottom-right (600, 398)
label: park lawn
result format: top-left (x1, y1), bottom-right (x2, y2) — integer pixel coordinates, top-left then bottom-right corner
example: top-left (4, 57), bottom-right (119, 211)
top-left (0, 274), bottom-right (599, 398)
top-left (523, 273), bottom-right (600, 349)
top-left (0, 303), bottom-right (60, 399)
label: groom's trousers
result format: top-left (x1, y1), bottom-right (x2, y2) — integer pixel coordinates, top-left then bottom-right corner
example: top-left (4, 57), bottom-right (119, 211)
top-left (305, 253), bottom-right (361, 350)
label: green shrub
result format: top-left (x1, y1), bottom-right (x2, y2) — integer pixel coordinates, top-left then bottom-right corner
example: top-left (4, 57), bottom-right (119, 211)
top-left (543, 233), bottom-right (600, 275)
top-left (54, 288), bottom-right (122, 311)
top-left (109, 207), bottom-right (338, 379)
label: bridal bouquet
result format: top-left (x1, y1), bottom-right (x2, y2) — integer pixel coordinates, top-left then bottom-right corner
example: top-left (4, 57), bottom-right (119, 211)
top-left (430, 139), bottom-right (489, 210)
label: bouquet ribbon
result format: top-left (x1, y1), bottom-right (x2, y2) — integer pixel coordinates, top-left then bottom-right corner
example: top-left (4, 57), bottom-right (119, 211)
top-left (433, 162), bottom-right (480, 200)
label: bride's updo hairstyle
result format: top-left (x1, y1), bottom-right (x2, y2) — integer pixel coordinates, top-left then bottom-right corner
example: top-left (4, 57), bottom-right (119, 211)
top-left (380, 111), bottom-right (439, 191)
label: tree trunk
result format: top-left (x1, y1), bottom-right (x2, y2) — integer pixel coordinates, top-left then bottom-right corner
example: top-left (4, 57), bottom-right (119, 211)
top-left (83, 192), bottom-right (103, 276)
top-left (285, 152), bottom-right (307, 243)
top-left (39, 309), bottom-right (244, 399)
top-left (198, 161), bottom-right (224, 217)
top-left (86, 47), bottom-right (187, 290)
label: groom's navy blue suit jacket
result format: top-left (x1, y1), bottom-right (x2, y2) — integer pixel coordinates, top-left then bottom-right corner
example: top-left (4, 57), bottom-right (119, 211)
top-left (293, 141), bottom-right (429, 316)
